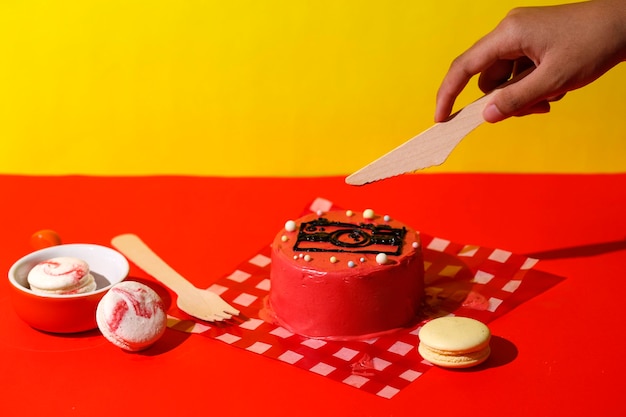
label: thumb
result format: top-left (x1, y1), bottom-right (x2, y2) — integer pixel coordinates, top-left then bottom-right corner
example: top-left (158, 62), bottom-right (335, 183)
top-left (483, 68), bottom-right (554, 122)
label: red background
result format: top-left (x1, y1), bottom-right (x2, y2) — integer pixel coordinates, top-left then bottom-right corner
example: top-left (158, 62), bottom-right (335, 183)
top-left (1, 174), bottom-right (624, 416)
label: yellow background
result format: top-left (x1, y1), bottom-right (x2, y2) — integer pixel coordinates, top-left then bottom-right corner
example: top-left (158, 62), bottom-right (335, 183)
top-left (1, 0), bottom-right (624, 176)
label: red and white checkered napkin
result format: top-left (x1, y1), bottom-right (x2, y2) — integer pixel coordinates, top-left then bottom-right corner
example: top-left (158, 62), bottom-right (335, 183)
top-left (167, 198), bottom-right (565, 399)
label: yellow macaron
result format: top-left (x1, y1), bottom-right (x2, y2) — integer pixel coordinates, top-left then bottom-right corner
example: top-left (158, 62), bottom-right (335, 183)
top-left (418, 316), bottom-right (491, 368)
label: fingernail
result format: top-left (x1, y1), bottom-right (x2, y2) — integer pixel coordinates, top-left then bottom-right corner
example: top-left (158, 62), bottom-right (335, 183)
top-left (483, 103), bottom-right (505, 123)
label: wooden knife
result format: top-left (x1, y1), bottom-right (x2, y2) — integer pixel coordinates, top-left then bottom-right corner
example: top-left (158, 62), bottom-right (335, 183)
top-left (345, 91), bottom-right (492, 186)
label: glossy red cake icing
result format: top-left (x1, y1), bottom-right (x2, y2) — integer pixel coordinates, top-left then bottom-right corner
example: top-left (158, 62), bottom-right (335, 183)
top-left (267, 209), bottom-right (424, 340)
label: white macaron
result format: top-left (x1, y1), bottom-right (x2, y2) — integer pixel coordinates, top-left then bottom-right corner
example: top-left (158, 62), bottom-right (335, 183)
top-left (96, 281), bottom-right (167, 351)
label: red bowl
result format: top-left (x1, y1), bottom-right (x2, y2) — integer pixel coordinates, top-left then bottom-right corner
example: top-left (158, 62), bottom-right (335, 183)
top-left (8, 244), bottom-right (129, 333)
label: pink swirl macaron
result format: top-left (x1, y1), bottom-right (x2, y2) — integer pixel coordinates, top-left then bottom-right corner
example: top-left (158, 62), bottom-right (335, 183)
top-left (27, 256), bottom-right (97, 295)
top-left (96, 281), bottom-right (167, 351)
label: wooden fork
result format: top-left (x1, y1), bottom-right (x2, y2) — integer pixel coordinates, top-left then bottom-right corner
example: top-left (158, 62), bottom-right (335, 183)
top-left (111, 233), bottom-right (240, 322)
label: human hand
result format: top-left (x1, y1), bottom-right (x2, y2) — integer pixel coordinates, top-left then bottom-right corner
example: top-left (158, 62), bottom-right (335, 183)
top-left (435, 0), bottom-right (626, 123)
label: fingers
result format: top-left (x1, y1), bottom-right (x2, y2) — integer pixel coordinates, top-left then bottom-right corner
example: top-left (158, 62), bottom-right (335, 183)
top-left (435, 21), bottom-right (526, 122)
top-left (546, 93), bottom-right (566, 102)
top-left (483, 98), bottom-right (551, 123)
top-left (434, 64), bottom-right (471, 123)
top-left (435, 39), bottom-right (491, 122)
top-left (436, 0), bottom-right (623, 123)
top-left (438, 56), bottom-right (554, 123)
top-left (483, 66), bottom-right (565, 122)
top-left (435, 53), bottom-right (493, 123)
top-left (478, 60), bottom-right (514, 93)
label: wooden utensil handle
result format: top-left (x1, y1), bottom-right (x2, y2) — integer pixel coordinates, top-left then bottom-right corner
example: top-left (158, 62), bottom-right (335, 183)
top-left (111, 233), bottom-right (196, 296)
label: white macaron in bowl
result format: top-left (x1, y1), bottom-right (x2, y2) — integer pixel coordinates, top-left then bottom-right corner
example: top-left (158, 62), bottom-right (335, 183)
top-left (8, 243), bottom-right (129, 333)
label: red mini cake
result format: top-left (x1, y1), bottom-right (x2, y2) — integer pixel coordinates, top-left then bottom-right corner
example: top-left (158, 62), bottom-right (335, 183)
top-left (267, 209), bottom-right (424, 340)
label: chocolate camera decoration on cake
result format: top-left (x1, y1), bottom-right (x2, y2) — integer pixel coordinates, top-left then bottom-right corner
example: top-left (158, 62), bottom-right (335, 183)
top-left (293, 217), bottom-right (407, 255)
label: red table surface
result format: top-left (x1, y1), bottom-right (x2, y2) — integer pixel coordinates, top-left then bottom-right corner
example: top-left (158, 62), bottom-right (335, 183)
top-left (1, 174), bottom-right (625, 417)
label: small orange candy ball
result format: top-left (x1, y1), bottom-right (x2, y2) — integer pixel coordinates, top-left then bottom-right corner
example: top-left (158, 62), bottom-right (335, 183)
top-left (30, 229), bottom-right (62, 250)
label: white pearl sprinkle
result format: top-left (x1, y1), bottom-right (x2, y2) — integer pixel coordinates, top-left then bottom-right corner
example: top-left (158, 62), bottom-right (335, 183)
top-left (376, 253), bottom-right (388, 265)
top-left (299, 253), bottom-right (304, 258)
top-left (363, 208), bottom-right (375, 219)
top-left (285, 220), bottom-right (297, 232)
top-left (316, 209), bottom-right (323, 216)
top-left (348, 261), bottom-right (356, 268)
top-left (346, 210), bottom-right (354, 217)
top-left (330, 256), bottom-right (338, 263)
top-left (304, 254), bottom-right (312, 262)
top-left (293, 255), bottom-right (298, 260)
top-left (412, 241), bottom-right (419, 248)
top-left (281, 235), bottom-right (289, 242)
top-left (360, 257), bottom-right (366, 263)
top-left (383, 214), bottom-right (391, 222)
